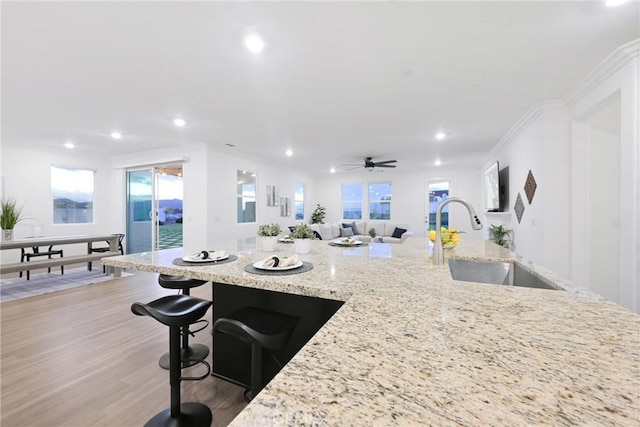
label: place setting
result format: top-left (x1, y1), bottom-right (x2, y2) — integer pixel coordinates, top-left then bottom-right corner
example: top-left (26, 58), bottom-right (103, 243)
top-left (244, 253), bottom-right (313, 276)
top-left (328, 237), bottom-right (368, 247)
top-left (172, 249), bottom-right (238, 266)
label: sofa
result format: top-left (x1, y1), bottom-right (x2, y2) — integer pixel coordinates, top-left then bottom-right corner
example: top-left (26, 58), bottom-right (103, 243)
top-left (307, 221), bottom-right (412, 244)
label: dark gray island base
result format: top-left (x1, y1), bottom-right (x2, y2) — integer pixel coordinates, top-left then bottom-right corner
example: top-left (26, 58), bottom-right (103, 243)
top-left (211, 282), bottom-right (344, 391)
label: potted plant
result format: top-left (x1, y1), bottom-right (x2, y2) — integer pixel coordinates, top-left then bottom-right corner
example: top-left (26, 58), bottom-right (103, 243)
top-left (488, 224), bottom-right (513, 248)
top-left (257, 223), bottom-right (282, 251)
top-left (311, 204), bottom-right (326, 224)
top-left (290, 223), bottom-right (316, 254)
top-left (1, 199), bottom-right (23, 241)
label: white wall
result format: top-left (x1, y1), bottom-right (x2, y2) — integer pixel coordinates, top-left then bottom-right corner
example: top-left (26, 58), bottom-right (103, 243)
top-left (484, 42), bottom-right (639, 313)
top-left (0, 145), bottom-right (119, 261)
top-left (314, 167), bottom-right (483, 239)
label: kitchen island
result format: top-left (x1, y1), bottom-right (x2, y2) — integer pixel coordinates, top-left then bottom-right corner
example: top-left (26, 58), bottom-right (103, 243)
top-left (103, 237), bottom-right (640, 426)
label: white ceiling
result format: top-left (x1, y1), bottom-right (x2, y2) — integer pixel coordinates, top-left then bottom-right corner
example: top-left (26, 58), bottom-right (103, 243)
top-left (2, 1), bottom-right (638, 177)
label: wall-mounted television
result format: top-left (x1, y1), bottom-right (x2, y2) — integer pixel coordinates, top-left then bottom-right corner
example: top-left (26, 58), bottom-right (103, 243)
top-left (483, 161), bottom-right (501, 212)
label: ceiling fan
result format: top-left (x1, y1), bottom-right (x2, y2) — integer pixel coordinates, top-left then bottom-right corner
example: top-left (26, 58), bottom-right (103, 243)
top-left (344, 157), bottom-right (398, 171)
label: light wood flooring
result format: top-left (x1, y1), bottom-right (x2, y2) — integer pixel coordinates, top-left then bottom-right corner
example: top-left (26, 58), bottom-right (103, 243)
top-left (0, 271), bottom-right (247, 427)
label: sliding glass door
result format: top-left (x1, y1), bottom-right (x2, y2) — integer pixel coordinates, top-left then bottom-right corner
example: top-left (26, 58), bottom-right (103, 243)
top-left (126, 169), bottom-right (156, 254)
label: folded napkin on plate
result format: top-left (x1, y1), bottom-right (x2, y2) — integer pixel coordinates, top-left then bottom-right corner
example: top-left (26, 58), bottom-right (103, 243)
top-left (189, 250), bottom-right (226, 260)
top-left (261, 254), bottom-right (299, 268)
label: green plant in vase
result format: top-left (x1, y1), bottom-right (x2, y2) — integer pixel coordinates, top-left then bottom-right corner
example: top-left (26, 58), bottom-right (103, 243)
top-left (488, 224), bottom-right (513, 248)
top-left (311, 204), bottom-right (326, 224)
top-left (291, 223), bottom-right (316, 254)
top-left (1, 199), bottom-right (23, 241)
top-left (257, 223), bottom-right (282, 251)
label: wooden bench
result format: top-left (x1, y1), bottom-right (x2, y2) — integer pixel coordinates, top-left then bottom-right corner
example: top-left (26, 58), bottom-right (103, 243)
top-left (0, 251), bottom-right (123, 276)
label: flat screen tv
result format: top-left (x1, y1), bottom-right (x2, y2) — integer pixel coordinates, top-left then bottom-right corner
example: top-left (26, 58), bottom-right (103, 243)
top-left (483, 161), bottom-right (501, 212)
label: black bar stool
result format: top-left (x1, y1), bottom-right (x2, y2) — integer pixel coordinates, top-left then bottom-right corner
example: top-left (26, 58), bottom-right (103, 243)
top-left (212, 307), bottom-right (298, 402)
top-left (131, 294), bottom-right (213, 427)
top-left (158, 275), bottom-right (209, 370)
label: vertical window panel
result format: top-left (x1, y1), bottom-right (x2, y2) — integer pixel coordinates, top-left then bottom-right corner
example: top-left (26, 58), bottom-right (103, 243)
top-left (342, 184), bottom-right (363, 220)
top-left (51, 166), bottom-right (95, 224)
top-left (237, 170), bottom-right (256, 223)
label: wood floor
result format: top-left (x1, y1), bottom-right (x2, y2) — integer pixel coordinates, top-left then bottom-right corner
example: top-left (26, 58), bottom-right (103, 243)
top-left (0, 271), bottom-right (247, 427)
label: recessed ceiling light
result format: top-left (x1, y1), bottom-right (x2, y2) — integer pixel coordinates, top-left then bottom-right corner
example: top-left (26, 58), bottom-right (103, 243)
top-left (434, 159), bottom-right (442, 166)
top-left (330, 168), bottom-right (336, 174)
top-left (435, 132), bottom-right (446, 140)
top-left (111, 132), bottom-right (122, 140)
top-left (245, 35), bottom-right (265, 53)
top-left (285, 149), bottom-right (293, 157)
top-left (64, 141), bottom-right (75, 149)
top-left (173, 118), bottom-right (186, 127)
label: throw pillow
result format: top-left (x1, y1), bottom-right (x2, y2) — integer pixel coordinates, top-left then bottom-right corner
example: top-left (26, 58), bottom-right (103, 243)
top-left (288, 226), bottom-right (296, 232)
top-left (342, 222), bottom-right (357, 235)
top-left (391, 227), bottom-right (407, 239)
top-left (340, 227), bottom-right (354, 237)
top-left (313, 230), bottom-right (322, 240)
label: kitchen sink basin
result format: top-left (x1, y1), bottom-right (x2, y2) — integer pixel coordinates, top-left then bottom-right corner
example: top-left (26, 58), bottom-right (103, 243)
top-left (447, 258), bottom-right (558, 290)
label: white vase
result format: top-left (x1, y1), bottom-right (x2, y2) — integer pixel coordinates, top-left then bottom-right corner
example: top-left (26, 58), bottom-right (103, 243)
top-left (262, 236), bottom-right (278, 252)
top-left (2, 229), bottom-right (14, 241)
top-left (294, 238), bottom-right (310, 254)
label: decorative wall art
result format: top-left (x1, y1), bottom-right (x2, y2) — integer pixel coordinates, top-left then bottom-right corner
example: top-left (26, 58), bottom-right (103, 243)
top-left (280, 197), bottom-right (291, 217)
top-left (524, 170), bottom-right (537, 204)
top-left (514, 193), bottom-right (525, 224)
top-left (266, 185), bottom-right (279, 207)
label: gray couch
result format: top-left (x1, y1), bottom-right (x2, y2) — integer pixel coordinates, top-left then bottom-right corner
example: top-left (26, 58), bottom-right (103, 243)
top-left (309, 221), bottom-right (412, 243)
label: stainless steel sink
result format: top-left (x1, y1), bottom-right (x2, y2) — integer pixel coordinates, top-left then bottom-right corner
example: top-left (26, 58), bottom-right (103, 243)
top-left (447, 258), bottom-right (558, 290)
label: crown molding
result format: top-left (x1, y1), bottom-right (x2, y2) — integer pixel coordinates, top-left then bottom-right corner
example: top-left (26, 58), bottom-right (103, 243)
top-left (484, 100), bottom-right (567, 163)
top-left (484, 39), bottom-right (639, 165)
top-left (564, 38), bottom-right (639, 106)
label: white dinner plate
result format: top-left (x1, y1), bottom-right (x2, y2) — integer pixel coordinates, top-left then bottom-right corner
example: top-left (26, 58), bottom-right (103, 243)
top-left (278, 238), bottom-right (294, 243)
top-left (253, 260), bottom-right (303, 271)
top-left (183, 251), bottom-right (228, 263)
top-left (332, 239), bottom-right (362, 246)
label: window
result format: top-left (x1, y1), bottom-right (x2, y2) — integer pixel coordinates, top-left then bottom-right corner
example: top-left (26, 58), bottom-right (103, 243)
top-left (342, 184), bottom-right (363, 219)
top-left (369, 182), bottom-right (392, 220)
top-left (294, 182), bottom-right (305, 220)
top-left (428, 180), bottom-right (450, 229)
top-left (51, 165), bottom-right (95, 224)
top-left (237, 170), bottom-right (256, 223)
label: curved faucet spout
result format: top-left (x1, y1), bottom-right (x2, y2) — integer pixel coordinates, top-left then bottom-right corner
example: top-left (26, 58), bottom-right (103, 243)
top-left (433, 197), bottom-right (483, 265)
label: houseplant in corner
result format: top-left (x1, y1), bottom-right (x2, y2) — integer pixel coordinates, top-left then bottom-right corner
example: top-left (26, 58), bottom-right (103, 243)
top-left (311, 204), bottom-right (326, 224)
top-left (0, 198), bottom-right (23, 241)
top-left (257, 223), bottom-right (282, 252)
top-left (488, 224), bottom-right (513, 248)
top-left (290, 223), bottom-right (316, 254)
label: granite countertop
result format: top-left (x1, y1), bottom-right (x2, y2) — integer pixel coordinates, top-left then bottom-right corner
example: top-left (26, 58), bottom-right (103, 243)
top-left (103, 238), bottom-right (640, 426)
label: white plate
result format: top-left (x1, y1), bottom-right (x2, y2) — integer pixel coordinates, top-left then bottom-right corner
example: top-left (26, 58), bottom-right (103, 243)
top-left (183, 251), bottom-right (229, 263)
top-left (332, 239), bottom-right (362, 246)
top-left (253, 260), bottom-right (303, 271)
top-left (278, 238), bottom-right (294, 243)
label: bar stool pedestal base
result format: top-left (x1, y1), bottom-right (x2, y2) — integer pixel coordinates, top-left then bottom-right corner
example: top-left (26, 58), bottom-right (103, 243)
top-left (144, 402), bottom-right (212, 427)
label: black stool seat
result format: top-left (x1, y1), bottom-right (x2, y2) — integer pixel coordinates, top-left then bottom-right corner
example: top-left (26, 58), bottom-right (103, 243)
top-left (213, 307), bottom-right (298, 401)
top-left (131, 295), bottom-right (211, 327)
top-left (213, 306), bottom-right (298, 349)
top-left (157, 275), bottom-right (210, 370)
top-left (131, 294), bottom-right (212, 427)
top-left (158, 275), bottom-right (208, 291)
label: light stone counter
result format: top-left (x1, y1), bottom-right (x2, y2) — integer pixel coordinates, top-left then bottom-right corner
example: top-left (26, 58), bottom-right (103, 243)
top-left (103, 238), bottom-right (640, 426)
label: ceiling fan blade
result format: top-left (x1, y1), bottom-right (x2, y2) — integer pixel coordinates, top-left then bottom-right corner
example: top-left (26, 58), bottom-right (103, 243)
top-left (372, 160), bottom-right (397, 165)
top-left (375, 164), bottom-right (397, 168)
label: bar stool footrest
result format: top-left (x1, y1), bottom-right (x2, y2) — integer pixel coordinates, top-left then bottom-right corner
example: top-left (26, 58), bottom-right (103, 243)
top-left (159, 344), bottom-right (209, 370)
